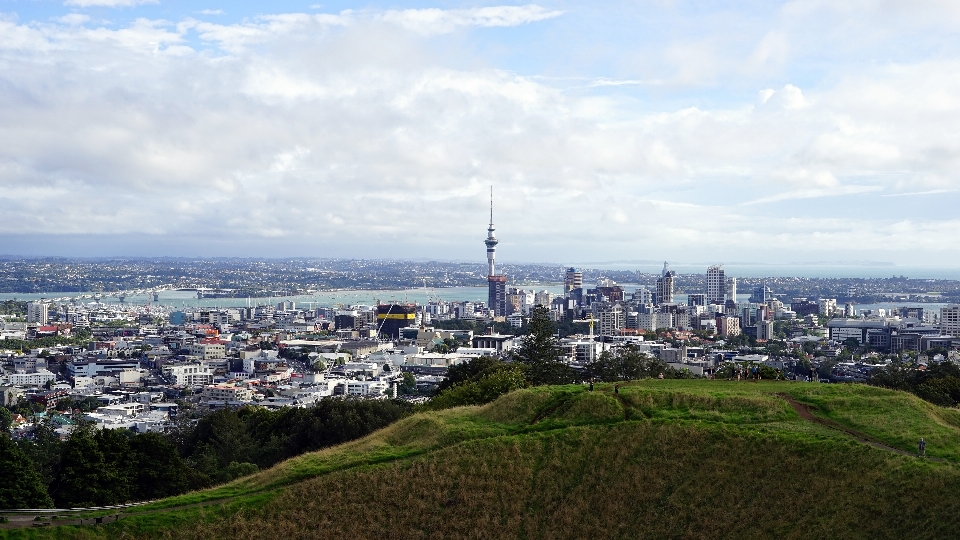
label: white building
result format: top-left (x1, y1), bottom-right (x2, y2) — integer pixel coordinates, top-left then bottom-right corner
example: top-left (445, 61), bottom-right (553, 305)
top-left (9, 369), bottom-right (56, 387)
top-left (344, 380), bottom-right (390, 397)
top-left (706, 265), bottom-right (725, 304)
top-left (27, 302), bottom-right (49, 325)
top-left (162, 363), bottom-right (215, 386)
top-left (595, 303), bottom-right (625, 336)
top-left (941, 305), bottom-right (960, 337)
top-left (818, 298), bottom-right (838, 317)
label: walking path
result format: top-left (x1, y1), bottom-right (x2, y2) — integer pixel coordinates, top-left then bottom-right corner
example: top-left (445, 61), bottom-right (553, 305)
top-left (776, 393), bottom-right (946, 462)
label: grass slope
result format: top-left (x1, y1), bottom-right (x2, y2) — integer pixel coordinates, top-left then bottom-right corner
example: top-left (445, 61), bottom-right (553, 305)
top-left (4, 381), bottom-right (960, 539)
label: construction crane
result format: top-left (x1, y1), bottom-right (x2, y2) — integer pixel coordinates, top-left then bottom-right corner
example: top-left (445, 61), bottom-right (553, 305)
top-left (572, 313), bottom-right (596, 339)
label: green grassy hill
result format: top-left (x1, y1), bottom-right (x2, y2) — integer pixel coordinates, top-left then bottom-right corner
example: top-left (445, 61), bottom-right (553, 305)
top-left (4, 380), bottom-right (960, 539)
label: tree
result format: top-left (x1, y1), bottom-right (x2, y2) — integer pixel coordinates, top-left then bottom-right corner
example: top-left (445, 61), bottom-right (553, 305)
top-left (586, 346), bottom-right (669, 382)
top-left (512, 306), bottom-right (574, 385)
top-left (50, 424), bottom-right (121, 507)
top-left (0, 434), bottom-right (53, 509)
top-left (429, 366), bottom-right (527, 409)
top-left (129, 432), bottom-right (191, 499)
top-left (399, 372), bottom-right (418, 395)
top-left (0, 407), bottom-right (12, 433)
top-left (436, 356), bottom-right (505, 394)
top-left (16, 419), bottom-right (62, 491)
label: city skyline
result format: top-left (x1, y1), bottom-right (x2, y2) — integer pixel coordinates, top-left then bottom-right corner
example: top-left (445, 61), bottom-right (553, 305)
top-left (3, 2), bottom-right (960, 265)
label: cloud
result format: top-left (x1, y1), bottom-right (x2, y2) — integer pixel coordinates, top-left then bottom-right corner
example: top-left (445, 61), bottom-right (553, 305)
top-left (64, 0), bottom-right (158, 7)
top-left (54, 14), bottom-right (90, 25)
top-left (741, 185), bottom-right (883, 205)
top-left (3, 5), bottom-right (960, 263)
top-left (376, 5), bottom-right (563, 35)
top-left (198, 9), bottom-right (223, 16)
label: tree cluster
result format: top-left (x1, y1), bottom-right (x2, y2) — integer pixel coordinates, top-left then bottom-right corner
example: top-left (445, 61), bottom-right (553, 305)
top-left (870, 360), bottom-right (960, 407)
top-left (0, 396), bottom-right (414, 509)
top-left (0, 421), bottom-right (195, 509)
top-left (429, 357), bottom-right (527, 409)
top-left (585, 346), bottom-right (692, 382)
top-left (171, 398), bottom-right (413, 482)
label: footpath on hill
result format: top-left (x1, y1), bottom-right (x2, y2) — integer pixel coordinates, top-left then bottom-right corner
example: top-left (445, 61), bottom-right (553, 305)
top-left (776, 393), bottom-right (946, 462)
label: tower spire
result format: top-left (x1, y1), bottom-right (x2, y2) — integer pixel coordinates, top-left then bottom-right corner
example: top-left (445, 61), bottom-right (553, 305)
top-left (490, 185), bottom-right (494, 225)
top-left (484, 185), bottom-right (499, 278)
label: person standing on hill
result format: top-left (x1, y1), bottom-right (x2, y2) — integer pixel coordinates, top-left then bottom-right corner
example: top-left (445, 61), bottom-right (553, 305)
top-left (589, 381), bottom-right (594, 392)
top-left (614, 384), bottom-right (619, 394)
top-left (919, 437), bottom-right (926, 457)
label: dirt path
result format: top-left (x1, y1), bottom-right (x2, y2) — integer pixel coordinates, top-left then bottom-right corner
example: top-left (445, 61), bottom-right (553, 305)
top-left (776, 393), bottom-right (946, 462)
top-left (0, 496), bottom-right (245, 531)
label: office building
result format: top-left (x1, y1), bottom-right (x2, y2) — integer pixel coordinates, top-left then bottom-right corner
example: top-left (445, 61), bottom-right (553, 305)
top-left (655, 262), bottom-right (675, 305)
top-left (941, 305), bottom-right (960, 337)
top-left (27, 302), bottom-right (49, 325)
top-left (706, 264), bottom-right (725, 304)
top-left (564, 268), bottom-right (583, 292)
top-left (376, 304), bottom-right (417, 338)
top-left (750, 284), bottom-right (772, 303)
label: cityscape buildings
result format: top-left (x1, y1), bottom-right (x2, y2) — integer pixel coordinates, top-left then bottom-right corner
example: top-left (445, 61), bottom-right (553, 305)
top-left (706, 265), bottom-right (725, 304)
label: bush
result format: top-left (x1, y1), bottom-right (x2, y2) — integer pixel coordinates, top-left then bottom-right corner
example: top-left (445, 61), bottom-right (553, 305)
top-left (430, 367), bottom-right (528, 409)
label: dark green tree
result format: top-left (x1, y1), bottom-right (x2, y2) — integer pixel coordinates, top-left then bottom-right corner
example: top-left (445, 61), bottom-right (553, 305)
top-left (399, 372), bottom-right (418, 395)
top-left (436, 356), bottom-right (505, 393)
top-left (512, 306), bottom-right (573, 385)
top-left (15, 419), bottom-right (62, 490)
top-left (0, 407), bottom-right (12, 433)
top-left (587, 346), bottom-right (670, 382)
top-left (50, 424), bottom-right (121, 507)
top-left (129, 432), bottom-right (191, 499)
top-left (0, 434), bottom-right (53, 508)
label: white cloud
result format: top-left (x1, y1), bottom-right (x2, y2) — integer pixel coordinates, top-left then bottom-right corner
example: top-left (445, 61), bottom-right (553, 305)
top-left (198, 9), bottom-right (223, 16)
top-left (3, 5), bottom-right (960, 262)
top-left (377, 5), bottom-right (563, 35)
top-left (64, 0), bottom-right (158, 7)
top-left (55, 14), bottom-right (91, 25)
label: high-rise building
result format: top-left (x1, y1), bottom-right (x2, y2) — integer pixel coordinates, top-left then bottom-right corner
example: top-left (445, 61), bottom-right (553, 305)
top-left (941, 305), bottom-right (960, 337)
top-left (634, 288), bottom-right (653, 304)
top-left (750, 283), bottom-right (772, 303)
top-left (727, 277), bottom-right (737, 303)
top-left (564, 268), bottom-right (583, 292)
top-left (27, 302), bottom-right (48, 325)
top-left (706, 264), bottom-right (725, 304)
top-left (376, 304), bottom-right (417, 338)
top-left (594, 302), bottom-right (625, 336)
top-left (757, 320), bottom-right (774, 340)
top-left (655, 262), bottom-right (675, 305)
top-left (687, 293), bottom-right (705, 307)
top-left (485, 187), bottom-right (507, 317)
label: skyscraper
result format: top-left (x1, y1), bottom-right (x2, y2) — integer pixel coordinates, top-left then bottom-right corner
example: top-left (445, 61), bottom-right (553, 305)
top-left (655, 262), bottom-right (675, 305)
top-left (706, 264), bottom-right (725, 304)
top-left (727, 277), bottom-right (737, 303)
top-left (564, 268), bottom-right (583, 292)
top-left (27, 302), bottom-right (48, 325)
top-left (486, 188), bottom-right (507, 317)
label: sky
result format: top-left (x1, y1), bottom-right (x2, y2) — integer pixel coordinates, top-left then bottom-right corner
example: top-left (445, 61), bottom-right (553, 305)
top-left (2, 1), bottom-right (960, 269)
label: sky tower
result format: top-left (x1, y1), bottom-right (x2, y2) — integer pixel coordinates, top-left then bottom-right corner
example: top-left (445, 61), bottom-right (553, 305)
top-left (485, 186), bottom-right (498, 277)
top-left (485, 186), bottom-right (507, 317)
